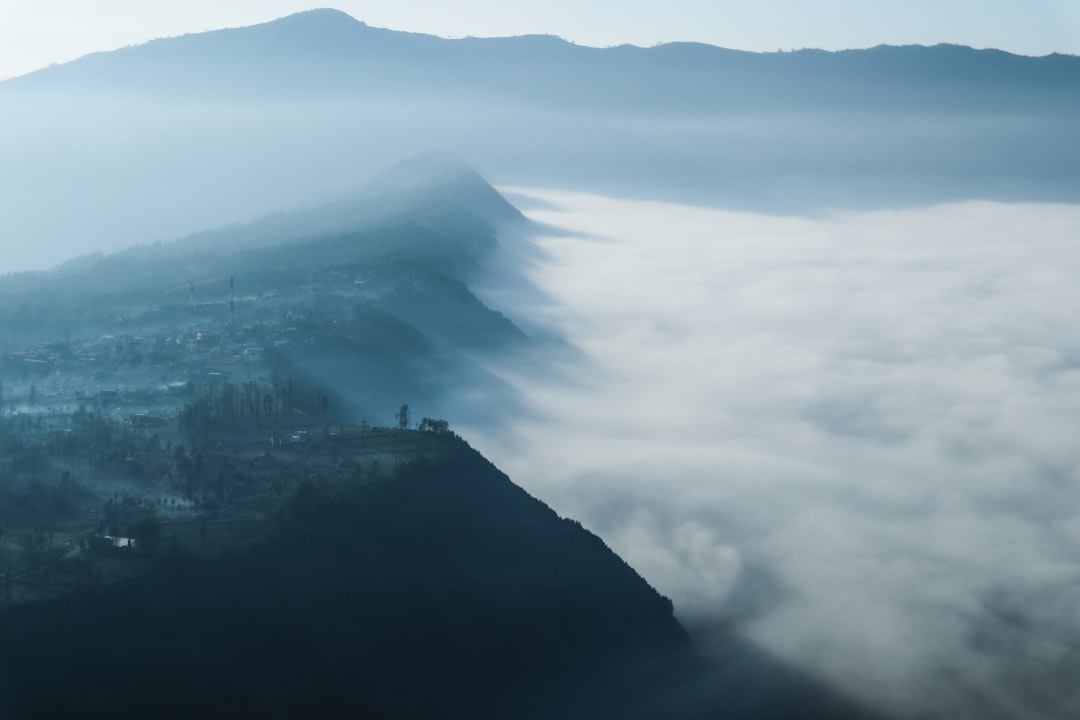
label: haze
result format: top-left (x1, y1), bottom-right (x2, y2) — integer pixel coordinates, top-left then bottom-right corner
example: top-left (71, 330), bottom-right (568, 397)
top-left (1, 9), bottom-right (1078, 719)
top-left (1, 10), bottom-right (1077, 273)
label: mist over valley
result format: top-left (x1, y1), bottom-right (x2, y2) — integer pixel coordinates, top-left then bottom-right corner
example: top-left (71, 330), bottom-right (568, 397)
top-left (0, 8), bottom-right (1078, 720)
top-left (467, 191), bottom-right (1080, 719)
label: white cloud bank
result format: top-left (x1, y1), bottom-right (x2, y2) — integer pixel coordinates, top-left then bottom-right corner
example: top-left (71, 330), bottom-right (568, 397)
top-left (467, 191), bottom-right (1080, 719)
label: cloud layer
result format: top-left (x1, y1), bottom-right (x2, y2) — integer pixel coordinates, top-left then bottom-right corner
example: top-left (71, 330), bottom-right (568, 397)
top-left (467, 191), bottom-right (1080, 719)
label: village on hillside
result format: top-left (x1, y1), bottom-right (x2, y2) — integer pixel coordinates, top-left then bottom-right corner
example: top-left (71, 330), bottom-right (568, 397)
top-left (0, 279), bottom-right (455, 608)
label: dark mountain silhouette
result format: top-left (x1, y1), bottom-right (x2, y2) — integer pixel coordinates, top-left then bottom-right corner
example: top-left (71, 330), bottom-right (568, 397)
top-left (0, 438), bottom-right (881, 719)
top-left (1, 8), bottom-right (1076, 271)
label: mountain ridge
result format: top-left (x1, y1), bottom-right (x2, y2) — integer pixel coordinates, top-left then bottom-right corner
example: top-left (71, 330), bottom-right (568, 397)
top-left (8, 6), bottom-right (1076, 89)
top-left (7, 9), bottom-right (1075, 104)
top-left (0, 160), bottom-right (529, 426)
top-left (0, 156), bottom-right (518, 287)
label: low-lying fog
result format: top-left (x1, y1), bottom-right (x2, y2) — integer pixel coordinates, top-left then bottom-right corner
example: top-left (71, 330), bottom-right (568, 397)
top-left (466, 191), bottom-right (1080, 720)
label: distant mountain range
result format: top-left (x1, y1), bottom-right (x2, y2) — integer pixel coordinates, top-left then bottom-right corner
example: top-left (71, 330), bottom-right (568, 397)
top-left (1, 8), bottom-right (1077, 271)
top-left (11, 8), bottom-right (1077, 113)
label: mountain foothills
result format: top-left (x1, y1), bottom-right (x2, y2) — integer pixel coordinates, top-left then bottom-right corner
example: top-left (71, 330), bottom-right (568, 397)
top-left (1, 8), bottom-right (1078, 270)
top-left (0, 163), bottom-right (879, 718)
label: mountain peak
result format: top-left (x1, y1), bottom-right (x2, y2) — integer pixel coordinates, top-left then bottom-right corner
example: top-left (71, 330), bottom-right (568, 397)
top-left (275, 7), bottom-right (364, 26)
top-left (245, 7), bottom-right (374, 47)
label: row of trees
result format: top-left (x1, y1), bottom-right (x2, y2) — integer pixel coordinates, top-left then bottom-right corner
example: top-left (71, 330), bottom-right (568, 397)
top-left (179, 379), bottom-right (331, 452)
top-left (398, 405), bottom-right (451, 434)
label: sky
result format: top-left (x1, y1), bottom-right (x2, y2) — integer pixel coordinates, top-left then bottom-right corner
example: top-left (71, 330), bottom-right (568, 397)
top-left (2, 0), bottom-right (1079, 80)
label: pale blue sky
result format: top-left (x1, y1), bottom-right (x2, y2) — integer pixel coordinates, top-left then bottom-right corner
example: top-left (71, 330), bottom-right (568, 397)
top-left (1, 0), bottom-right (1078, 80)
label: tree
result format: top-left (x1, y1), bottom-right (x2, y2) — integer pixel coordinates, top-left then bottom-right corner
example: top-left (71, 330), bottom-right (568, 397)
top-left (419, 417), bottom-right (450, 434)
top-left (174, 445), bottom-right (195, 500)
top-left (179, 399), bottom-right (212, 451)
top-left (397, 404), bottom-right (410, 430)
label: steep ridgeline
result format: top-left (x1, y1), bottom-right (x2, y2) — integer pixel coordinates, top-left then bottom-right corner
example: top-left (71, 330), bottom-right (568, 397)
top-left (0, 158), bottom-right (526, 425)
top-left (0, 437), bottom-right (878, 720)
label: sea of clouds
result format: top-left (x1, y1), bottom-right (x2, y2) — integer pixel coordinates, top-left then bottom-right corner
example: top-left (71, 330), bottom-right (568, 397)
top-left (466, 190), bottom-right (1080, 720)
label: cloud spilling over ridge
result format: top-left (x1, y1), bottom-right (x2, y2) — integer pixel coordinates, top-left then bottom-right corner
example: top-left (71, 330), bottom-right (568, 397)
top-left (465, 191), bottom-right (1080, 720)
